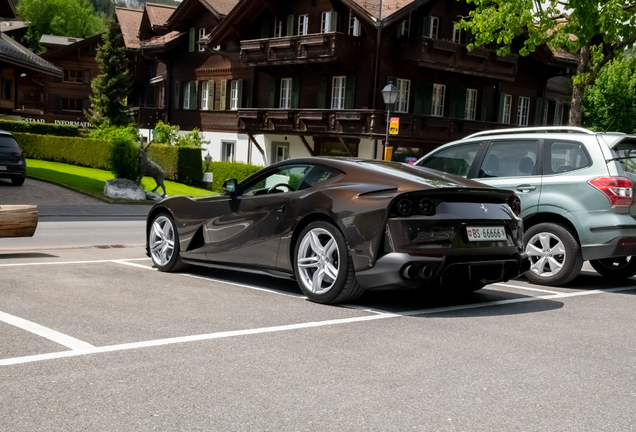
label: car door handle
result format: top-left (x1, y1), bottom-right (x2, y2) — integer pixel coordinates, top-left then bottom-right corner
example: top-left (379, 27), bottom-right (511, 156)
top-left (277, 205), bottom-right (286, 213)
top-left (516, 184), bottom-right (537, 192)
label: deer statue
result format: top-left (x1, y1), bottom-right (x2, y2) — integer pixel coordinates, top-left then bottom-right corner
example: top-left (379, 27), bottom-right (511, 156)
top-left (139, 143), bottom-right (166, 198)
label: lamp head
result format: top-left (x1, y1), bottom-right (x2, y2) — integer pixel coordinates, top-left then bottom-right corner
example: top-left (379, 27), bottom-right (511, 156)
top-left (381, 83), bottom-right (399, 105)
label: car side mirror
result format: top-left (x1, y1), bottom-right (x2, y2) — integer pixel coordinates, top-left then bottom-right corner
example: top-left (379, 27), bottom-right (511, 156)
top-left (222, 178), bottom-right (238, 196)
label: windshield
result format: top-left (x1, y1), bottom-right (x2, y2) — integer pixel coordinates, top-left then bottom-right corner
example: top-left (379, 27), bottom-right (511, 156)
top-left (611, 141), bottom-right (636, 178)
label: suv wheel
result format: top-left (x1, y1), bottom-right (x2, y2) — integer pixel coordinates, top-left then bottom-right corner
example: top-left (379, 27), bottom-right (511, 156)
top-left (524, 223), bottom-right (583, 286)
top-left (589, 256), bottom-right (636, 280)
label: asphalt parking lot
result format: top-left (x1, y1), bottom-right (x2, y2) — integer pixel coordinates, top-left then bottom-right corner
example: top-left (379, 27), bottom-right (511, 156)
top-left (2, 178), bottom-right (636, 430)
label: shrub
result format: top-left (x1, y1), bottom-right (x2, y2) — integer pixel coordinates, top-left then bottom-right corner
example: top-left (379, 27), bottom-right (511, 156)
top-left (152, 120), bottom-right (179, 144)
top-left (15, 132), bottom-right (112, 169)
top-left (146, 144), bottom-right (203, 184)
top-left (89, 124), bottom-right (140, 143)
top-left (208, 161), bottom-right (263, 192)
top-left (109, 136), bottom-right (141, 184)
top-left (0, 119), bottom-right (79, 137)
top-left (176, 128), bottom-right (210, 148)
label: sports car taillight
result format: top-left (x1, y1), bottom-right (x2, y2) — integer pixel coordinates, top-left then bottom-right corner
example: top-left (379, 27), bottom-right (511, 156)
top-left (588, 177), bottom-right (633, 208)
top-left (508, 195), bottom-right (521, 217)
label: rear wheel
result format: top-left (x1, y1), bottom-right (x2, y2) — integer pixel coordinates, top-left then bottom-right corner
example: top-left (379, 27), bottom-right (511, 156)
top-left (294, 221), bottom-right (365, 304)
top-left (11, 176), bottom-right (25, 186)
top-left (524, 222), bottom-right (583, 286)
top-left (589, 256), bottom-right (636, 280)
top-left (148, 213), bottom-right (188, 272)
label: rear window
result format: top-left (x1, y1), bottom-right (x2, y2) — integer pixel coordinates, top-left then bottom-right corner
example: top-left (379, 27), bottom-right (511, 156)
top-left (0, 135), bottom-right (19, 150)
top-left (611, 141), bottom-right (636, 177)
top-left (545, 140), bottom-right (591, 174)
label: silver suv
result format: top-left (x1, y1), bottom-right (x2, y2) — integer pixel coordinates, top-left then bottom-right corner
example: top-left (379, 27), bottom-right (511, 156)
top-left (415, 126), bottom-right (636, 286)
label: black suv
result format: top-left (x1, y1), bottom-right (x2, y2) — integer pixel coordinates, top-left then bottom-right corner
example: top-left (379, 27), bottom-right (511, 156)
top-left (0, 131), bottom-right (26, 185)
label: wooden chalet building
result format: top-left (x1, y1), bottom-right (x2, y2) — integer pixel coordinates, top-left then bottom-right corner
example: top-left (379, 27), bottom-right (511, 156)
top-left (16, 35), bottom-right (101, 126)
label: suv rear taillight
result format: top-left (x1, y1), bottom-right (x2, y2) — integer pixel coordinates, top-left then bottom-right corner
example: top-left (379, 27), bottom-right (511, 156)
top-left (508, 195), bottom-right (521, 217)
top-left (588, 177), bottom-right (633, 208)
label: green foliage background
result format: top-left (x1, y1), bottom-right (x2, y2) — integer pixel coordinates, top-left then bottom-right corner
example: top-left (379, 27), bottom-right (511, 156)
top-left (0, 120), bottom-right (79, 137)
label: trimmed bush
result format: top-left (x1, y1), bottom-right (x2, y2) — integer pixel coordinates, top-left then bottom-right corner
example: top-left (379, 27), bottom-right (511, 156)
top-left (110, 137), bottom-right (141, 184)
top-left (15, 132), bottom-right (112, 170)
top-left (207, 161), bottom-right (262, 192)
top-left (146, 144), bottom-right (203, 184)
top-left (0, 120), bottom-right (79, 137)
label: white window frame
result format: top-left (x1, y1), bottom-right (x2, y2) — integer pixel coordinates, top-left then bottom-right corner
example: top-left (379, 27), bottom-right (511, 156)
top-left (321, 11), bottom-right (331, 34)
top-left (465, 88), bottom-right (477, 120)
top-left (396, 78), bottom-right (410, 113)
top-left (426, 16), bottom-right (439, 39)
top-left (452, 22), bottom-right (462, 44)
top-left (201, 81), bottom-right (209, 110)
top-left (542, 100), bottom-right (549, 126)
top-left (230, 80), bottom-right (239, 110)
top-left (222, 141), bottom-right (235, 162)
top-left (432, 83), bottom-right (445, 116)
top-left (554, 102), bottom-right (564, 125)
top-left (349, 12), bottom-right (360, 36)
top-left (502, 94), bottom-right (512, 124)
top-left (298, 14), bottom-right (309, 36)
top-left (280, 78), bottom-right (292, 109)
top-left (331, 76), bottom-right (346, 110)
top-left (183, 82), bottom-right (190, 109)
top-left (398, 15), bottom-right (411, 37)
top-left (517, 96), bottom-right (530, 126)
top-left (198, 28), bottom-right (206, 52)
top-left (275, 144), bottom-right (290, 163)
top-left (274, 19), bottom-right (282, 38)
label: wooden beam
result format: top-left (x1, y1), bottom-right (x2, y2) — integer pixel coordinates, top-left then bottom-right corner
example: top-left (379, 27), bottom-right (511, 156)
top-left (339, 138), bottom-right (355, 157)
top-left (299, 135), bottom-right (316, 156)
top-left (0, 205), bottom-right (38, 238)
top-left (247, 133), bottom-right (268, 165)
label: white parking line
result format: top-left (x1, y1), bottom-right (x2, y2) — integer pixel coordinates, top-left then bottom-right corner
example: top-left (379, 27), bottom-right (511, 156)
top-left (0, 258), bottom-right (148, 267)
top-left (0, 311), bottom-right (94, 351)
top-left (493, 283), bottom-right (562, 295)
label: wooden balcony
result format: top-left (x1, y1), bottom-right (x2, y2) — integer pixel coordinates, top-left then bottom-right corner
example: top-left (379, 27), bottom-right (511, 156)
top-left (398, 38), bottom-right (518, 81)
top-left (237, 108), bottom-right (508, 143)
top-left (240, 33), bottom-right (362, 67)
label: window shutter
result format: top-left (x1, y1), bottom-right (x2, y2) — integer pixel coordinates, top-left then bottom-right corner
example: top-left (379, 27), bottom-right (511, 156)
top-left (268, 76), bottom-right (277, 108)
top-left (261, 18), bottom-right (271, 38)
top-left (498, 93), bottom-right (506, 123)
top-left (330, 11), bottom-right (338, 32)
top-left (480, 87), bottom-right (494, 121)
top-left (316, 76), bottom-right (328, 109)
top-left (174, 81), bottom-right (180, 109)
top-left (413, 81), bottom-right (426, 115)
top-left (534, 97), bottom-right (544, 126)
top-left (189, 28), bottom-right (195, 52)
top-left (82, 98), bottom-right (90, 110)
top-left (220, 79), bottom-right (227, 110)
top-left (449, 86), bottom-right (467, 119)
top-left (53, 95), bottom-right (62, 110)
top-left (287, 14), bottom-right (294, 36)
top-left (422, 16), bottom-right (431, 37)
top-left (190, 81), bottom-right (198, 109)
top-left (291, 77), bottom-right (300, 108)
top-left (422, 82), bottom-right (433, 115)
top-left (208, 80), bottom-right (214, 110)
top-left (345, 75), bottom-right (356, 109)
top-left (83, 70), bottom-right (90, 84)
top-left (236, 79), bottom-right (243, 109)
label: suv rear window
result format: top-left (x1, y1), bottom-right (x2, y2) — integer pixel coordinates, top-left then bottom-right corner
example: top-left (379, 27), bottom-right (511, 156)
top-left (611, 140), bottom-right (636, 177)
top-left (0, 135), bottom-right (19, 150)
top-left (545, 140), bottom-right (591, 174)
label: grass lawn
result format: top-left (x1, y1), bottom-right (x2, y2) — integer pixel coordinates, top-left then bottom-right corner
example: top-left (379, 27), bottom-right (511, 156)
top-left (26, 159), bottom-right (217, 199)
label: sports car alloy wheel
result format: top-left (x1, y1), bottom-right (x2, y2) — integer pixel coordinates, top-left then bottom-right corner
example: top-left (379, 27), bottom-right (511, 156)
top-left (523, 222), bottom-right (582, 286)
top-left (297, 227), bottom-right (340, 295)
top-left (150, 215), bottom-right (175, 267)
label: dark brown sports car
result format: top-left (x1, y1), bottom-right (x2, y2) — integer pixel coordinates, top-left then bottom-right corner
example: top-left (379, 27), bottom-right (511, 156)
top-left (146, 158), bottom-right (529, 304)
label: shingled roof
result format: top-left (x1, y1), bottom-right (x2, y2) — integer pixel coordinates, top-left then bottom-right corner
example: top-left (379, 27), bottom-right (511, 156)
top-left (0, 32), bottom-right (61, 77)
top-left (145, 2), bottom-right (177, 28)
top-left (115, 7), bottom-right (144, 50)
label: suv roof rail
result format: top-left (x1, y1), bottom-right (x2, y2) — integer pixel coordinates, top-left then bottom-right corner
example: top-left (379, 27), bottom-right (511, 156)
top-left (463, 126), bottom-right (596, 140)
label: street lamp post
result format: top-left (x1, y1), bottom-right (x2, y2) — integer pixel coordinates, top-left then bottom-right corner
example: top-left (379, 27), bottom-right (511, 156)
top-left (381, 83), bottom-right (399, 161)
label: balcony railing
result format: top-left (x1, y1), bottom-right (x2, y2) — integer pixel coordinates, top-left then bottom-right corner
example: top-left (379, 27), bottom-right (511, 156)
top-left (398, 38), bottom-right (518, 81)
top-left (240, 33), bottom-right (362, 66)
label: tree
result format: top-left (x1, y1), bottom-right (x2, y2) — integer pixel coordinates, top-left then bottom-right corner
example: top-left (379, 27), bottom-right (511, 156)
top-left (17, 0), bottom-right (107, 53)
top-left (87, 18), bottom-right (132, 128)
top-left (583, 54), bottom-right (636, 133)
top-left (457, 0), bottom-right (636, 126)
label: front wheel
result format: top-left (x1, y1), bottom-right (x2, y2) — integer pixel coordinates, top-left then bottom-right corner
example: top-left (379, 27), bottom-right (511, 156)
top-left (524, 222), bottom-right (583, 286)
top-left (11, 176), bottom-right (25, 185)
top-left (589, 256), bottom-right (636, 280)
top-left (294, 221), bottom-right (365, 304)
top-left (148, 213), bottom-right (188, 272)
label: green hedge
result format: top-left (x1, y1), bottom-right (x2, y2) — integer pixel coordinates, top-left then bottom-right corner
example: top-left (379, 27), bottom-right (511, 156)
top-left (146, 144), bottom-right (202, 184)
top-left (14, 132), bottom-right (203, 183)
top-left (15, 132), bottom-right (112, 170)
top-left (207, 161), bottom-right (262, 192)
top-left (0, 120), bottom-right (79, 137)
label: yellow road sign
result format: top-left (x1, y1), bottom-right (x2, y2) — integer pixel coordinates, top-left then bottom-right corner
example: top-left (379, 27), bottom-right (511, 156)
top-left (389, 117), bottom-right (399, 135)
